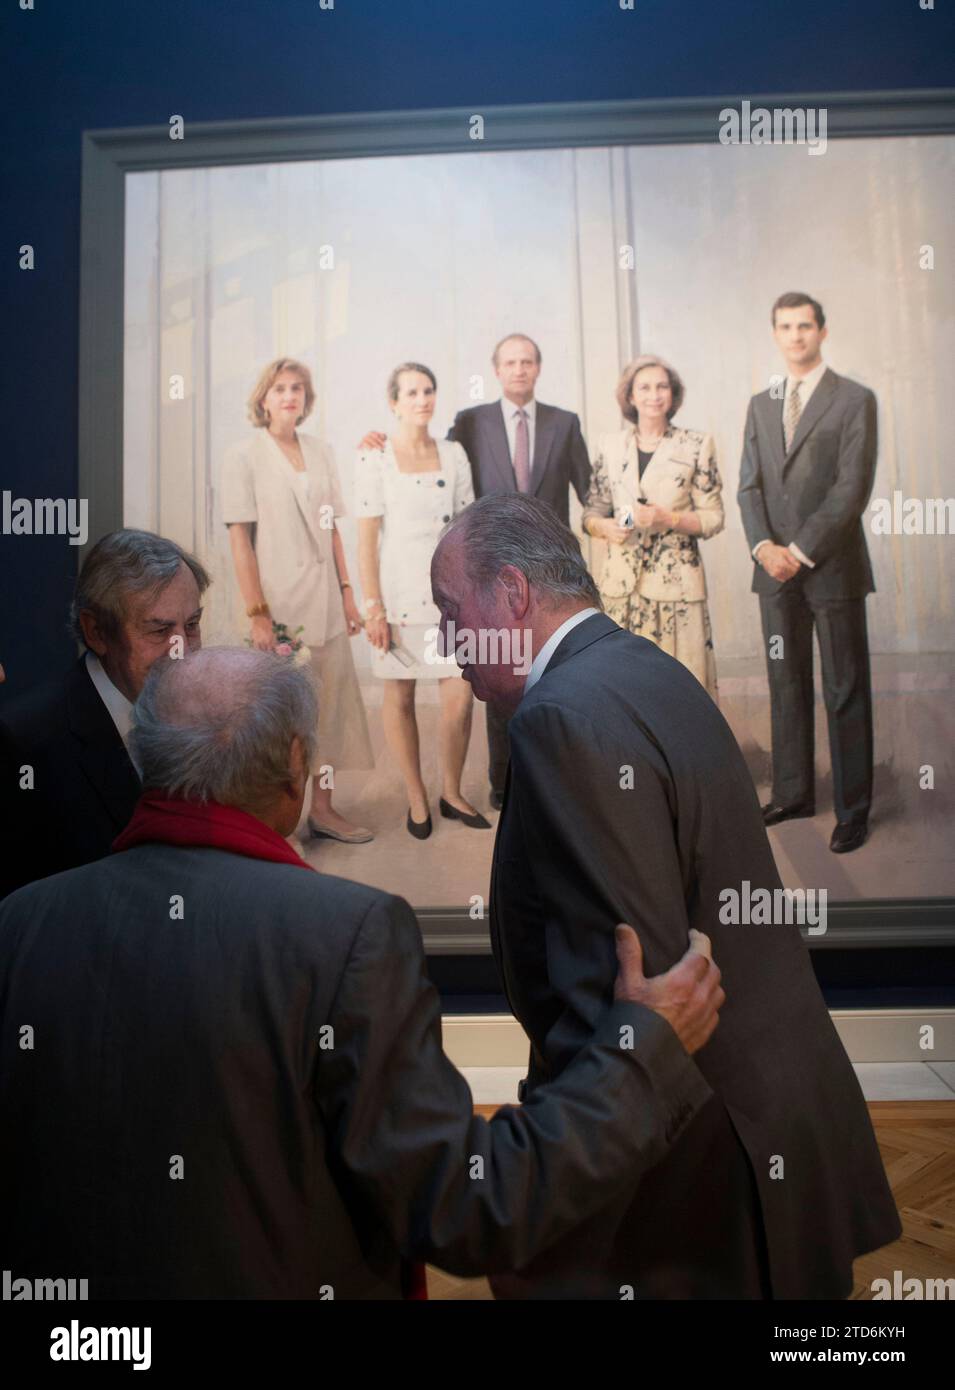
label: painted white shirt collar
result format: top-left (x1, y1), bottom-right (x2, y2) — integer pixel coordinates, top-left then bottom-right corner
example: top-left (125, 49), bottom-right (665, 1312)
top-left (500, 396), bottom-right (537, 424)
top-left (85, 650), bottom-right (133, 747)
top-left (522, 607), bottom-right (601, 699)
top-left (786, 358), bottom-right (827, 407)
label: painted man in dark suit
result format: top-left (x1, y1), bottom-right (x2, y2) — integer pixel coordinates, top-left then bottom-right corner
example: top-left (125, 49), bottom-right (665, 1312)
top-left (361, 334), bottom-right (592, 807)
top-left (0, 529), bottom-right (208, 898)
top-left (431, 494), bottom-right (899, 1298)
top-left (738, 293), bottom-right (878, 854)
top-left (0, 646), bottom-right (725, 1298)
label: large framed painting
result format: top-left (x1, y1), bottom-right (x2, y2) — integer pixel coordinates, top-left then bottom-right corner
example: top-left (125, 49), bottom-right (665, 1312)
top-left (78, 90), bottom-right (955, 959)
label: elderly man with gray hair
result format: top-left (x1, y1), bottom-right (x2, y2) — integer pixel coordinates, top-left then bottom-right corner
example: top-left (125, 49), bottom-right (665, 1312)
top-left (0, 644), bottom-right (724, 1298)
top-left (0, 528), bottom-right (208, 899)
top-left (430, 492), bottom-right (900, 1299)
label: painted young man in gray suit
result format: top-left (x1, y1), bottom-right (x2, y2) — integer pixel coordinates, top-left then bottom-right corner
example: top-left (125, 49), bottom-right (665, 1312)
top-left (0, 646), bottom-right (725, 1299)
top-left (361, 334), bottom-right (593, 807)
top-left (738, 293), bottom-right (878, 854)
top-left (431, 494), bottom-right (899, 1299)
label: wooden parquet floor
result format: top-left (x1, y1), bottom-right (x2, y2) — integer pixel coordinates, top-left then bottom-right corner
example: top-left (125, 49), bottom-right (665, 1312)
top-left (850, 1101), bottom-right (955, 1299)
top-left (427, 1099), bottom-right (955, 1301)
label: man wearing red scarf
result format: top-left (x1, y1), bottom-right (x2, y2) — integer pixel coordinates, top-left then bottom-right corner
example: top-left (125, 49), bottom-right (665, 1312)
top-left (0, 647), bottom-right (722, 1299)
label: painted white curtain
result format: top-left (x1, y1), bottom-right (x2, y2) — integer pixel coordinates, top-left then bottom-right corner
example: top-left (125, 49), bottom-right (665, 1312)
top-left (124, 136), bottom-right (954, 662)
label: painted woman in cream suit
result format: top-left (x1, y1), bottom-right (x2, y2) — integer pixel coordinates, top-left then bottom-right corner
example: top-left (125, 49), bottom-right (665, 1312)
top-left (582, 355), bottom-right (724, 700)
top-left (221, 357), bottom-right (374, 843)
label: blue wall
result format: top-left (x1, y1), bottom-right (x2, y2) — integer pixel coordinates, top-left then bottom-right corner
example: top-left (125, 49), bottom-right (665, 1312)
top-left (3, 0), bottom-right (953, 691)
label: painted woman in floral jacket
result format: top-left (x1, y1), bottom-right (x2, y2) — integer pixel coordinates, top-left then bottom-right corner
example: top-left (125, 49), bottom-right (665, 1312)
top-left (582, 355), bottom-right (724, 701)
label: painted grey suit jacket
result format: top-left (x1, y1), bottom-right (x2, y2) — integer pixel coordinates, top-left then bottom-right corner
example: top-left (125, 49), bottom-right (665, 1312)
top-left (447, 401), bottom-right (592, 526)
top-left (0, 842), bottom-right (712, 1299)
top-left (737, 368), bottom-right (878, 599)
top-left (490, 613), bottom-right (900, 1298)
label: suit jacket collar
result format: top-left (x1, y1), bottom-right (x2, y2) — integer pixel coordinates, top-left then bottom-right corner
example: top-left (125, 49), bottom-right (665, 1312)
top-left (528, 611), bottom-right (619, 687)
top-left (529, 403), bottom-right (556, 496)
top-left (496, 611), bottom-right (617, 864)
top-left (66, 657), bottom-right (142, 828)
top-left (625, 423), bottom-right (676, 498)
top-left (481, 405), bottom-right (517, 492)
top-left (258, 430), bottom-right (327, 557)
top-left (761, 392), bottom-right (786, 473)
top-left (784, 367), bottom-right (839, 466)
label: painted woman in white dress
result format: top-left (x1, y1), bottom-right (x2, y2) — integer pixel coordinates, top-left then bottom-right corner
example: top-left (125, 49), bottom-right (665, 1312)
top-left (356, 363), bottom-right (490, 839)
top-left (221, 357), bottom-right (374, 843)
top-left (582, 354), bottom-right (724, 701)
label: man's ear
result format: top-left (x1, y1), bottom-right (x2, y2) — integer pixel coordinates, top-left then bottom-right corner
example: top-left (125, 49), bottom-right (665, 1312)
top-left (288, 735), bottom-right (309, 797)
top-left (497, 565), bottom-right (530, 618)
top-left (78, 610), bottom-right (108, 657)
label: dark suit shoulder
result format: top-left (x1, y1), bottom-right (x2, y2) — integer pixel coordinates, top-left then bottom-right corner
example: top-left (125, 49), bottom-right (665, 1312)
top-left (249, 866), bottom-right (420, 964)
top-left (517, 628), bottom-right (725, 753)
top-left (451, 403), bottom-right (495, 426)
top-left (171, 851), bottom-right (404, 930)
top-left (510, 686), bottom-right (644, 764)
top-left (0, 850), bottom-right (414, 954)
top-left (275, 866), bottom-right (410, 932)
top-left (0, 667), bottom-right (74, 750)
top-left (536, 401), bottom-right (579, 425)
top-left (829, 371), bottom-right (875, 405)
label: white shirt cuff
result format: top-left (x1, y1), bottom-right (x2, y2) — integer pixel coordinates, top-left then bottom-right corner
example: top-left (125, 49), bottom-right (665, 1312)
top-left (752, 540), bottom-right (771, 560)
top-left (789, 543), bottom-right (814, 568)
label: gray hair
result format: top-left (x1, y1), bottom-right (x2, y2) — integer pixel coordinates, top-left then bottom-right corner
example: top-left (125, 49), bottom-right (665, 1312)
top-left (491, 333), bottom-right (542, 367)
top-left (130, 648), bottom-right (317, 812)
top-left (70, 529), bottom-right (211, 648)
top-left (443, 494), bottom-right (601, 609)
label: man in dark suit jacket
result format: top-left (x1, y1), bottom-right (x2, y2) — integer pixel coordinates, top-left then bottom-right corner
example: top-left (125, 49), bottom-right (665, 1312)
top-left (0, 529), bottom-right (208, 898)
top-left (0, 646), bottom-right (724, 1298)
top-left (738, 293), bottom-right (878, 854)
top-left (361, 334), bottom-right (593, 805)
top-left (431, 493), bottom-right (900, 1298)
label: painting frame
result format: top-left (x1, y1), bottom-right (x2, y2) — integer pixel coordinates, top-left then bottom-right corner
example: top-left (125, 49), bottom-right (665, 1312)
top-left (79, 88), bottom-right (955, 958)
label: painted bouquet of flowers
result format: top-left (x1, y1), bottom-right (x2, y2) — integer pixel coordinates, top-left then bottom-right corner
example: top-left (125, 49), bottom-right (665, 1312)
top-left (247, 620), bottom-right (311, 667)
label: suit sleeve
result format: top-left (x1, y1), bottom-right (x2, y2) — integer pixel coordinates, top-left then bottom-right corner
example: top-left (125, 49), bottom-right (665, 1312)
top-left (792, 389), bottom-right (877, 565)
top-left (316, 892), bottom-right (711, 1276)
top-left (324, 443), bottom-right (347, 520)
top-left (220, 441), bottom-right (258, 525)
top-left (736, 400), bottom-right (773, 552)
top-left (0, 721), bottom-right (41, 900)
top-left (567, 413), bottom-right (594, 508)
top-left (690, 434), bottom-right (724, 540)
top-left (507, 699), bottom-right (698, 1083)
top-left (581, 436), bottom-right (613, 530)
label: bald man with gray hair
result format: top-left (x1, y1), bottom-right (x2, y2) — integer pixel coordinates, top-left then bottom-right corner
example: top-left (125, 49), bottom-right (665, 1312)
top-left (0, 645), bottom-right (725, 1299)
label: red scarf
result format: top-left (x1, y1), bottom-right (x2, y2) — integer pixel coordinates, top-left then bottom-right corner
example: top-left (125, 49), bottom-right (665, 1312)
top-left (112, 793), bottom-right (429, 1301)
top-left (112, 792), bottom-right (314, 868)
